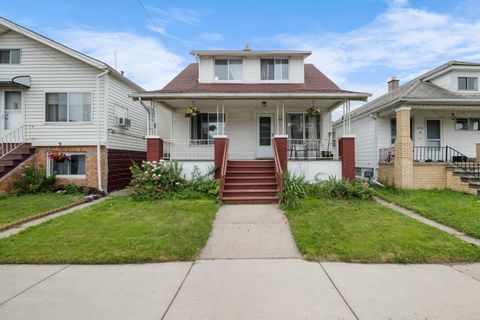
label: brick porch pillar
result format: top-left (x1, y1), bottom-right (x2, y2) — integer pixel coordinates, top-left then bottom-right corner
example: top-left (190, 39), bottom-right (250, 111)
top-left (273, 135), bottom-right (288, 172)
top-left (214, 135), bottom-right (228, 179)
top-left (146, 136), bottom-right (163, 162)
top-left (394, 106), bottom-right (413, 188)
top-left (339, 135), bottom-right (355, 180)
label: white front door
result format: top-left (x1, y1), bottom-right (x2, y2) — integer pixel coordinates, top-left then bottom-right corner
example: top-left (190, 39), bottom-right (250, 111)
top-left (256, 113), bottom-right (275, 158)
top-left (2, 90), bottom-right (24, 136)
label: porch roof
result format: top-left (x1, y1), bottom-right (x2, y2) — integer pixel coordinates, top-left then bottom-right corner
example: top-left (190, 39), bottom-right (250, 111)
top-left (129, 64), bottom-right (370, 101)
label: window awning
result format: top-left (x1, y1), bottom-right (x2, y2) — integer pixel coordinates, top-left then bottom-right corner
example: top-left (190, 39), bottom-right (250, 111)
top-left (0, 76), bottom-right (31, 88)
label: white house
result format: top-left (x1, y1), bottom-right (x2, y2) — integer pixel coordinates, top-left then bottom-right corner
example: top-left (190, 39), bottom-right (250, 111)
top-left (0, 17), bottom-right (158, 192)
top-left (131, 47), bottom-right (369, 203)
top-left (333, 61), bottom-right (480, 194)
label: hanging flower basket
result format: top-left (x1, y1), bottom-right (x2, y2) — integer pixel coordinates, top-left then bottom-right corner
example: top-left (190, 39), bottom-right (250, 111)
top-left (184, 106), bottom-right (200, 118)
top-left (48, 151), bottom-right (71, 163)
top-left (306, 107), bottom-right (321, 116)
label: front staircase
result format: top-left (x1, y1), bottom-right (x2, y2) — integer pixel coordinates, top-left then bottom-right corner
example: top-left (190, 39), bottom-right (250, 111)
top-left (0, 143), bottom-right (35, 178)
top-left (221, 160), bottom-right (279, 204)
top-left (447, 165), bottom-right (480, 195)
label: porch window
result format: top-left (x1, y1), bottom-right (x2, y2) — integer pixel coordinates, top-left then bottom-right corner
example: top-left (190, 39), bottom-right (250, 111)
top-left (458, 77), bottom-right (478, 91)
top-left (286, 113), bottom-right (320, 140)
top-left (455, 118), bottom-right (468, 130)
top-left (0, 49), bottom-right (21, 64)
top-left (190, 113), bottom-right (225, 142)
top-left (48, 153), bottom-right (86, 178)
top-left (46, 92), bottom-right (92, 122)
top-left (214, 59), bottom-right (242, 80)
top-left (471, 119), bottom-right (480, 131)
top-left (261, 59), bottom-right (289, 80)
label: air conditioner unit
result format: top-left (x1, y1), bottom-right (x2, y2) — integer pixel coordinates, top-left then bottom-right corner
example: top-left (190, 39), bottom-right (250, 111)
top-left (115, 117), bottom-right (131, 128)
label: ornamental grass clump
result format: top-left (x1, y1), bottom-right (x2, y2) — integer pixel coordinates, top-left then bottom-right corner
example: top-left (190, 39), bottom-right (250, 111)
top-left (280, 172), bottom-right (308, 209)
top-left (129, 160), bottom-right (184, 200)
top-left (307, 177), bottom-right (375, 200)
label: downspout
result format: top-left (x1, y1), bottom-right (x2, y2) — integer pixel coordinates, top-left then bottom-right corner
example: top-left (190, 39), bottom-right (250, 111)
top-left (138, 97), bottom-right (151, 136)
top-left (96, 69), bottom-right (109, 192)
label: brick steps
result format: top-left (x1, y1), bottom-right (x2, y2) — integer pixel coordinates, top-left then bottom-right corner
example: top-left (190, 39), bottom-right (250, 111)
top-left (221, 160), bottom-right (279, 204)
top-left (0, 144), bottom-right (35, 179)
top-left (447, 166), bottom-right (480, 195)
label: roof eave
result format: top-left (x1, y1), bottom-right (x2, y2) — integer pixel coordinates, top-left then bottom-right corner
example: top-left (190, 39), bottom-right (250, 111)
top-left (129, 91), bottom-right (370, 101)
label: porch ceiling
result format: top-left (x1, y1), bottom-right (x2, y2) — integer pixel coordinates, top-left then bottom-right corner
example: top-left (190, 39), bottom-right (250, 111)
top-left (155, 98), bottom-right (344, 111)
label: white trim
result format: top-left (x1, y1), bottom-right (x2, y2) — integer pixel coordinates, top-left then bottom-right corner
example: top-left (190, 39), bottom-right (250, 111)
top-left (213, 135), bottom-right (228, 138)
top-left (44, 91), bottom-right (94, 124)
top-left (273, 134), bottom-right (288, 138)
top-left (340, 134), bottom-right (356, 138)
top-left (395, 106), bottom-right (411, 112)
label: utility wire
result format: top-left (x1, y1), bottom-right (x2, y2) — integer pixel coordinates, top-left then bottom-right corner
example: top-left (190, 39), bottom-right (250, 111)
top-left (136, 0), bottom-right (182, 70)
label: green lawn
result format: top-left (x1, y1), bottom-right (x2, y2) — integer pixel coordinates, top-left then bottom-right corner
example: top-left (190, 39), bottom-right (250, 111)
top-left (375, 187), bottom-right (480, 239)
top-left (0, 193), bottom-right (84, 227)
top-left (284, 198), bottom-right (480, 263)
top-left (0, 197), bottom-right (218, 264)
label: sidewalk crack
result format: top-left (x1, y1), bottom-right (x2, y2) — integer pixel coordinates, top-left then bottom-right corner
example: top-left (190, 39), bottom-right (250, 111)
top-left (160, 261), bottom-right (194, 320)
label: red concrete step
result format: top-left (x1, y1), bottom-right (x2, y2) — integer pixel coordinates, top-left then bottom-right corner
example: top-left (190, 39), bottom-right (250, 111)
top-left (223, 189), bottom-right (278, 197)
top-left (221, 196), bottom-right (279, 204)
top-left (0, 159), bottom-right (15, 166)
top-left (224, 182), bottom-right (277, 190)
top-left (225, 176), bottom-right (277, 183)
top-left (227, 165), bottom-right (274, 172)
top-left (226, 170), bottom-right (275, 178)
top-left (227, 161), bottom-right (274, 167)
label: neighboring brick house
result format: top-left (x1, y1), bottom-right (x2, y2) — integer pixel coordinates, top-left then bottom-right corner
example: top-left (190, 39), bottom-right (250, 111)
top-left (333, 61), bottom-right (480, 195)
top-left (0, 17), bottom-right (159, 193)
top-left (130, 47), bottom-right (370, 203)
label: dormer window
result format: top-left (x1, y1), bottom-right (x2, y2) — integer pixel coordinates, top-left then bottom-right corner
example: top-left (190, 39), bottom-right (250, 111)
top-left (261, 59), bottom-right (289, 80)
top-left (214, 59), bottom-right (242, 80)
top-left (0, 49), bottom-right (21, 64)
top-left (458, 77), bottom-right (478, 91)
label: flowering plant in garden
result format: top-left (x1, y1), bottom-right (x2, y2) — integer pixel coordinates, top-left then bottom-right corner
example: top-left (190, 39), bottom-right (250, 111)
top-left (306, 106), bottom-right (321, 116)
top-left (184, 106), bottom-right (200, 118)
top-left (48, 151), bottom-right (71, 163)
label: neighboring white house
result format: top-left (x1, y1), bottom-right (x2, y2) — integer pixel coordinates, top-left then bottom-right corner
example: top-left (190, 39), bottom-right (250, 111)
top-left (333, 61), bottom-right (480, 194)
top-left (131, 47), bottom-right (369, 203)
top-left (0, 17), bottom-right (162, 192)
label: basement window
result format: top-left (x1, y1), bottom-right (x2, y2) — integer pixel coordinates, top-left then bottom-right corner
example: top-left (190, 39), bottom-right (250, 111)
top-left (48, 153), bottom-right (86, 178)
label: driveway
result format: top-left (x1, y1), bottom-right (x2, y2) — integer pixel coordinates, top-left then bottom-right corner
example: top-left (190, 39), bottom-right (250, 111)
top-left (1, 204), bottom-right (480, 319)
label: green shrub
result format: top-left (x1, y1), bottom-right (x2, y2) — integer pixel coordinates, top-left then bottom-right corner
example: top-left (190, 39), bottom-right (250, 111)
top-left (64, 183), bottom-right (80, 194)
top-left (280, 172), bottom-right (308, 209)
top-left (13, 165), bottom-right (56, 195)
top-left (166, 165), bottom-right (219, 199)
top-left (307, 177), bottom-right (374, 200)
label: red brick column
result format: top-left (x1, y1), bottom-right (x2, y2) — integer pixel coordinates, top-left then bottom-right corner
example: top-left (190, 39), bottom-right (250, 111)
top-left (339, 135), bottom-right (355, 180)
top-left (214, 135), bottom-right (228, 179)
top-left (146, 136), bottom-right (163, 162)
top-left (273, 135), bottom-right (288, 172)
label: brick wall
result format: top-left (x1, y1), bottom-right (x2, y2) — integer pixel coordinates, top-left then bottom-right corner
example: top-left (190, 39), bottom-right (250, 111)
top-left (0, 156), bottom-right (36, 194)
top-left (477, 143), bottom-right (480, 162)
top-left (107, 149), bottom-right (146, 191)
top-left (378, 163), bottom-right (395, 186)
top-left (412, 163), bottom-right (446, 189)
top-left (35, 146), bottom-right (106, 190)
top-left (446, 169), bottom-right (478, 195)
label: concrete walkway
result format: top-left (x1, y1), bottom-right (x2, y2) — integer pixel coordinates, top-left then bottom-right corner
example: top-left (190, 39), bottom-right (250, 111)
top-left (1, 204), bottom-right (480, 319)
top-left (199, 204), bottom-right (300, 259)
top-left (1, 261), bottom-right (480, 320)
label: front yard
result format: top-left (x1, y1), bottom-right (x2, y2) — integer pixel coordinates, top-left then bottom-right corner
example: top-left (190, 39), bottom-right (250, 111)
top-left (375, 188), bottom-right (480, 239)
top-left (0, 196), bottom-right (218, 264)
top-left (285, 198), bottom-right (480, 263)
top-left (0, 193), bottom-right (84, 228)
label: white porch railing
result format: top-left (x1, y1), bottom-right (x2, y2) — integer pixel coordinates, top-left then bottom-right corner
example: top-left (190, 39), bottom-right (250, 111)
top-left (288, 139), bottom-right (335, 160)
top-left (0, 125), bottom-right (33, 159)
top-left (163, 139), bottom-right (214, 160)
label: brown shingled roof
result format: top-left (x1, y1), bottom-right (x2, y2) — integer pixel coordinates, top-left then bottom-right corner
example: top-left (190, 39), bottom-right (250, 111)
top-left (150, 63), bottom-right (356, 94)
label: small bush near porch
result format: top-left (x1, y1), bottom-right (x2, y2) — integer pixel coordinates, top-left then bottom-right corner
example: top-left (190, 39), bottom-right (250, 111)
top-left (285, 198), bottom-right (480, 263)
top-left (0, 196), bottom-right (218, 264)
top-left (375, 187), bottom-right (480, 239)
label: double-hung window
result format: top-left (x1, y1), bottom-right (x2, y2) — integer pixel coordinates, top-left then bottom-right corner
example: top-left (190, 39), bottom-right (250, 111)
top-left (458, 77), bottom-right (478, 91)
top-left (261, 59), bottom-right (289, 80)
top-left (190, 113), bottom-right (225, 143)
top-left (214, 59), bottom-right (242, 80)
top-left (46, 92), bottom-right (92, 122)
top-left (48, 153), bottom-right (86, 178)
top-left (0, 49), bottom-right (21, 64)
top-left (286, 113), bottom-right (320, 140)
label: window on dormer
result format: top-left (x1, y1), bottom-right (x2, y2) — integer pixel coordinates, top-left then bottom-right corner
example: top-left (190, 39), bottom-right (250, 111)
top-left (214, 59), bottom-right (242, 80)
top-left (261, 59), bottom-right (288, 80)
top-left (0, 49), bottom-right (21, 64)
top-left (458, 77), bottom-right (478, 91)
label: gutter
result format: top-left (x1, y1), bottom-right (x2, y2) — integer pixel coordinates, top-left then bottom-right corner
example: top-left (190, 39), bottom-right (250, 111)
top-left (96, 69), bottom-right (109, 192)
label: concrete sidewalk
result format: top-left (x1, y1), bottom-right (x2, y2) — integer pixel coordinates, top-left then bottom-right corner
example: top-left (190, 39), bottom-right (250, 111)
top-left (1, 261), bottom-right (480, 320)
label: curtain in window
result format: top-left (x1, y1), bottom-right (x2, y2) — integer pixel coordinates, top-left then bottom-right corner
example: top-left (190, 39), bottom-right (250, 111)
top-left (190, 113), bottom-right (225, 140)
top-left (287, 114), bottom-right (303, 139)
top-left (261, 59), bottom-right (275, 80)
top-left (5, 92), bottom-right (21, 110)
top-left (51, 154), bottom-right (86, 175)
top-left (214, 59), bottom-right (228, 80)
top-left (305, 114), bottom-right (320, 139)
top-left (46, 93), bottom-right (68, 122)
top-left (228, 59), bottom-right (242, 80)
top-left (69, 93), bottom-right (91, 122)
